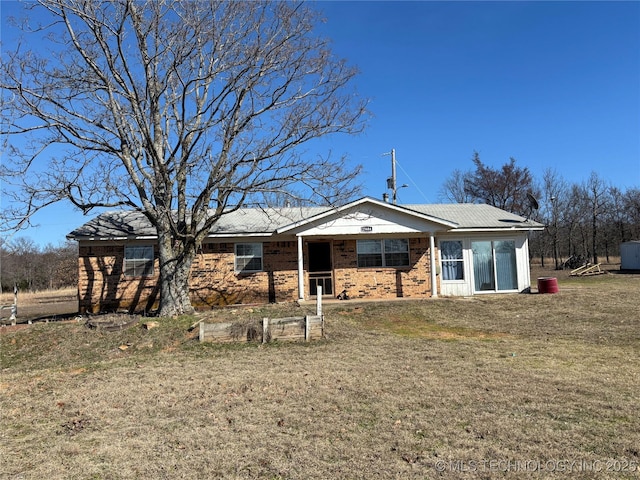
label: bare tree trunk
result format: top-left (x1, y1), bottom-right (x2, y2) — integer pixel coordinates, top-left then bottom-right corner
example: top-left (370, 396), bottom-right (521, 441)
top-left (592, 211), bottom-right (598, 265)
top-left (156, 231), bottom-right (196, 317)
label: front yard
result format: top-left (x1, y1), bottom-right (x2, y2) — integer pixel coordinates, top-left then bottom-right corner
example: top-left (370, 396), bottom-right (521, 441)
top-left (1, 268), bottom-right (639, 479)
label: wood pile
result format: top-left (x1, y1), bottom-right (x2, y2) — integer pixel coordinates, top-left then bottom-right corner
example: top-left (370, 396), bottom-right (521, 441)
top-left (570, 263), bottom-right (604, 276)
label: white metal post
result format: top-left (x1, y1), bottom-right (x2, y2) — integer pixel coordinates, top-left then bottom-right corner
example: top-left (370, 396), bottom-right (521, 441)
top-left (297, 235), bottom-right (305, 300)
top-left (430, 233), bottom-right (438, 298)
top-left (316, 285), bottom-right (322, 316)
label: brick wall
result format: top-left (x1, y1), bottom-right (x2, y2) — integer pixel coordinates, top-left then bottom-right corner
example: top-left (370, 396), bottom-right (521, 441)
top-left (190, 241), bottom-right (299, 307)
top-left (77, 237), bottom-right (435, 312)
top-left (78, 241), bottom-right (300, 312)
top-left (77, 245), bottom-right (159, 313)
top-left (332, 238), bottom-right (433, 300)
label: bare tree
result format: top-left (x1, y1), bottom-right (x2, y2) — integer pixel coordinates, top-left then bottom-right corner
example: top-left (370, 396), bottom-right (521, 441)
top-left (437, 168), bottom-right (474, 203)
top-left (540, 169), bottom-right (569, 269)
top-left (439, 152), bottom-right (538, 215)
top-left (42, 241), bottom-right (78, 290)
top-left (1, 237), bottom-right (39, 291)
top-left (605, 186), bottom-right (631, 261)
top-left (1, 1), bottom-right (368, 315)
top-left (1, 238), bottom-right (77, 291)
top-left (464, 152), bottom-right (539, 216)
top-left (583, 172), bottom-right (610, 264)
top-left (622, 188), bottom-right (640, 240)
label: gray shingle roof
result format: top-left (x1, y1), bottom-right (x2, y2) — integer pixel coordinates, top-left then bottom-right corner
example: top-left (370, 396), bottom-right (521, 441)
top-left (67, 198), bottom-right (543, 240)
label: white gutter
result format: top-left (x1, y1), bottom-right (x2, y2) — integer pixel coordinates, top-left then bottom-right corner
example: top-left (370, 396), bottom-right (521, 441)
top-left (206, 232), bottom-right (276, 238)
top-left (448, 227), bottom-right (544, 233)
top-left (68, 235), bottom-right (158, 242)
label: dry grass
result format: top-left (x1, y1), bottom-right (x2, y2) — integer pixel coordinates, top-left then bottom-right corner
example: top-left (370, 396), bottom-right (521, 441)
top-left (0, 287), bottom-right (77, 306)
top-left (1, 268), bottom-right (639, 479)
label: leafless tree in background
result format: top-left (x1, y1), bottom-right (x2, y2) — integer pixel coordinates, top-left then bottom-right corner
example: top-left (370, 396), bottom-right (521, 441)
top-left (583, 172), bottom-right (610, 265)
top-left (1, 1), bottom-right (368, 315)
top-left (540, 168), bottom-right (569, 269)
top-left (437, 168), bottom-right (474, 203)
top-left (440, 157), bottom-right (639, 268)
top-left (1, 239), bottom-right (77, 292)
top-left (623, 188), bottom-right (640, 240)
top-left (439, 151), bottom-right (539, 216)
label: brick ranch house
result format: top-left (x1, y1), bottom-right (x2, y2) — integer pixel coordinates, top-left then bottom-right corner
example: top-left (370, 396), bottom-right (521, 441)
top-left (67, 197), bottom-right (544, 313)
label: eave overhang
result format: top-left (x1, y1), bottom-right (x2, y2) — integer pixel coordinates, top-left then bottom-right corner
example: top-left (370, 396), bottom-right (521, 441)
top-left (276, 196), bottom-right (458, 235)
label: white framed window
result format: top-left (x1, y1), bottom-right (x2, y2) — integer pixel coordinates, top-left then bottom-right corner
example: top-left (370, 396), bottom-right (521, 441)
top-left (357, 239), bottom-right (409, 268)
top-left (124, 245), bottom-right (154, 277)
top-left (440, 240), bottom-right (464, 281)
top-left (235, 242), bottom-right (263, 273)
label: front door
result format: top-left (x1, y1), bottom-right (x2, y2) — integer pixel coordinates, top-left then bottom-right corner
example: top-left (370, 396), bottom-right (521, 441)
top-left (308, 242), bottom-right (333, 296)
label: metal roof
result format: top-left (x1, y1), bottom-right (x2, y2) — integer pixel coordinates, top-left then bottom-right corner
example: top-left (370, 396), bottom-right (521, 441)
top-left (67, 198), bottom-right (544, 240)
top-left (403, 203), bottom-right (543, 231)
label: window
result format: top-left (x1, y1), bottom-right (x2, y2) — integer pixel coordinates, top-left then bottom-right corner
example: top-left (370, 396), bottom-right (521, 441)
top-left (384, 239), bottom-right (410, 267)
top-left (357, 239), bottom-right (409, 268)
top-left (357, 239), bottom-right (382, 267)
top-left (235, 243), bottom-right (263, 273)
top-left (124, 245), bottom-right (154, 276)
top-left (441, 241), bottom-right (464, 280)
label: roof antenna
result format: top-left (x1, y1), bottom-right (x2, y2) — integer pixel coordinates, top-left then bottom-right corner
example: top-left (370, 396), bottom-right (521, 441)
top-left (526, 192), bottom-right (539, 220)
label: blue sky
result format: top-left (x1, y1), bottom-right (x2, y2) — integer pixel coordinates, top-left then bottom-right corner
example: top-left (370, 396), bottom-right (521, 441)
top-left (315, 1), bottom-right (640, 198)
top-left (2, 0), bottom-right (639, 247)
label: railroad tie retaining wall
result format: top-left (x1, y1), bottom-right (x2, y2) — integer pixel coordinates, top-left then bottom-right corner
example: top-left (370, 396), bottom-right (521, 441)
top-left (199, 315), bottom-right (324, 343)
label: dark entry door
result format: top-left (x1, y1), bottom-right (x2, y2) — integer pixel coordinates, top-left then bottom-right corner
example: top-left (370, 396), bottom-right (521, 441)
top-left (308, 242), bottom-right (333, 296)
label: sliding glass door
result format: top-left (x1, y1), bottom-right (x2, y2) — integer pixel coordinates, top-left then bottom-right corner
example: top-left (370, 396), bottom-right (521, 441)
top-left (494, 241), bottom-right (518, 290)
top-left (472, 241), bottom-right (495, 291)
top-left (472, 240), bottom-right (517, 292)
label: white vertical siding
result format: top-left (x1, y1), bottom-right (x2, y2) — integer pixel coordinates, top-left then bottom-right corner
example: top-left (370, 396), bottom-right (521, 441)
top-left (438, 232), bottom-right (532, 296)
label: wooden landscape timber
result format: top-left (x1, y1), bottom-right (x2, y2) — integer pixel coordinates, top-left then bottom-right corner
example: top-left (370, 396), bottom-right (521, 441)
top-left (199, 315), bottom-right (324, 343)
top-left (85, 315), bottom-right (142, 332)
top-left (570, 263), bottom-right (604, 276)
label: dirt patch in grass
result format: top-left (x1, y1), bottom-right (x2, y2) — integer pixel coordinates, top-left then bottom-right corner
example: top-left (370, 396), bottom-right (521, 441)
top-left (1, 267), bottom-right (640, 479)
top-left (338, 304), bottom-right (510, 340)
top-left (1, 287), bottom-right (78, 327)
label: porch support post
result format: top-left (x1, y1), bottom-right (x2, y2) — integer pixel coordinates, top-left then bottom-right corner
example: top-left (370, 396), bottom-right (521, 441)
top-left (430, 232), bottom-right (438, 298)
top-left (297, 235), bottom-right (305, 300)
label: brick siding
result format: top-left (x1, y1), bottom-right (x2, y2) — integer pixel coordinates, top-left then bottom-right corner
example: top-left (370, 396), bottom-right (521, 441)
top-left (189, 241), bottom-right (299, 307)
top-left (333, 238), bottom-right (433, 300)
top-left (77, 245), bottom-right (160, 313)
top-left (77, 237), bottom-right (435, 312)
